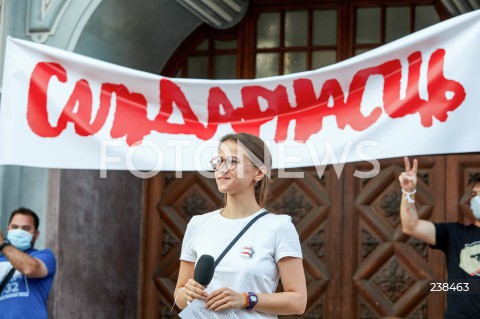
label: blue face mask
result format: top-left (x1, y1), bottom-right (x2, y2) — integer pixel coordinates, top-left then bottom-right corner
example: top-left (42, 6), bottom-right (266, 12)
top-left (7, 229), bottom-right (34, 251)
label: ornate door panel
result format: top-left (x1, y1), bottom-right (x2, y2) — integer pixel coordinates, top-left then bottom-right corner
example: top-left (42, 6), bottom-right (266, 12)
top-left (342, 156), bottom-right (446, 318)
top-left (268, 167), bottom-right (342, 318)
top-left (140, 172), bottom-right (223, 319)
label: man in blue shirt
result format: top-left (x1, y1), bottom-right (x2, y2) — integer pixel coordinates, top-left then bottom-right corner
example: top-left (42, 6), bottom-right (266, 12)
top-left (0, 207), bottom-right (57, 319)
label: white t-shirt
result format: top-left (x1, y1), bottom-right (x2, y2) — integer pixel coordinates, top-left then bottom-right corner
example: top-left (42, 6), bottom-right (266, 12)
top-left (180, 208), bottom-right (303, 319)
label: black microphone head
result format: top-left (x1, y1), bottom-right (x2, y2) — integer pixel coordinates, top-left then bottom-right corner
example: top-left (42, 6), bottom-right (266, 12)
top-left (194, 254), bottom-right (215, 286)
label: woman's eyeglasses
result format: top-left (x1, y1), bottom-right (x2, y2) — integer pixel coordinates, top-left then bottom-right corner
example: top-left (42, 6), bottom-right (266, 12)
top-left (210, 156), bottom-right (256, 171)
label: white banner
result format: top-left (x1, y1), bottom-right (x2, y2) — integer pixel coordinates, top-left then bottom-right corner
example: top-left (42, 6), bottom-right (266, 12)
top-left (1, 10), bottom-right (480, 173)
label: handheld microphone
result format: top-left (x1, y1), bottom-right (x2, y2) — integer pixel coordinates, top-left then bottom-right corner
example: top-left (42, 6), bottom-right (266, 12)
top-left (194, 254), bottom-right (215, 286)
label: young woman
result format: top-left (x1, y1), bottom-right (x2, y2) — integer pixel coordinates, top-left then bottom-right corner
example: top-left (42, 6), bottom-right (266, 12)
top-left (173, 133), bottom-right (307, 318)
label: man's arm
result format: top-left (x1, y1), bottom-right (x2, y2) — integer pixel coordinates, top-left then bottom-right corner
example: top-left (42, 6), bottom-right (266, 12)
top-left (0, 230), bottom-right (48, 278)
top-left (399, 157), bottom-right (436, 246)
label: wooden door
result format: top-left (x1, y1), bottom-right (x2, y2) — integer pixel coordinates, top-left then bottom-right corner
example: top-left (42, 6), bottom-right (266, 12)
top-left (140, 154), bottom-right (480, 318)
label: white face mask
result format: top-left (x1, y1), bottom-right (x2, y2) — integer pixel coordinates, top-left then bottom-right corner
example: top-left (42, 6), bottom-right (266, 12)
top-left (470, 196), bottom-right (480, 220)
top-left (7, 229), bottom-right (33, 251)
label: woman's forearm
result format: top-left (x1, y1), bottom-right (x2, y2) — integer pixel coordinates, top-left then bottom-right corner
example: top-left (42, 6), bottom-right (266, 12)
top-left (254, 291), bottom-right (307, 315)
top-left (173, 287), bottom-right (188, 310)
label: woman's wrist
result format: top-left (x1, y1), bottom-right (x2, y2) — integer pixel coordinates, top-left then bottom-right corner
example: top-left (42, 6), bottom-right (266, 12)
top-left (243, 292), bottom-right (248, 308)
top-left (244, 292), bottom-right (259, 310)
top-left (172, 287), bottom-right (187, 311)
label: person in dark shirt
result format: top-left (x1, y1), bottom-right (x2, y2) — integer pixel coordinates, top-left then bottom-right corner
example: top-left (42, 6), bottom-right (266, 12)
top-left (398, 157), bottom-right (480, 319)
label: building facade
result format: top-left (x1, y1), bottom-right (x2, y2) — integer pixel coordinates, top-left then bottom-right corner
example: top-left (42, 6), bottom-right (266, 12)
top-left (0, 0), bottom-right (478, 318)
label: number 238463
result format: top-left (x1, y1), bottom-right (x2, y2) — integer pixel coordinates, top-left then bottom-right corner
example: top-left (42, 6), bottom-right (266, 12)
top-left (430, 282), bottom-right (469, 293)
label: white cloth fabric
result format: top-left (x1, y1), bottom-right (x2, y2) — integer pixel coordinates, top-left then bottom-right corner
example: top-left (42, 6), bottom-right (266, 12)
top-left (180, 208), bottom-right (303, 319)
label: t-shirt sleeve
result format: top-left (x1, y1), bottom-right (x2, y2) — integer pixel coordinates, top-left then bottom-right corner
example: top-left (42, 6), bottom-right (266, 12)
top-left (430, 222), bottom-right (450, 252)
top-left (274, 217), bottom-right (303, 263)
top-left (180, 216), bottom-right (198, 262)
top-left (32, 249), bottom-right (57, 276)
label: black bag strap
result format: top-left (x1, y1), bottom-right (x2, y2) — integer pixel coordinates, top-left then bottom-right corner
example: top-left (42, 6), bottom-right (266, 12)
top-left (214, 210), bottom-right (269, 267)
top-left (0, 267), bottom-right (15, 295)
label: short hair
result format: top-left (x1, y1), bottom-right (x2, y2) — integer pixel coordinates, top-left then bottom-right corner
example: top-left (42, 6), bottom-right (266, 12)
top-left (469, 173), bottom-right (480, 187)
top-left (8, 207), bottom-right (40, 230)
